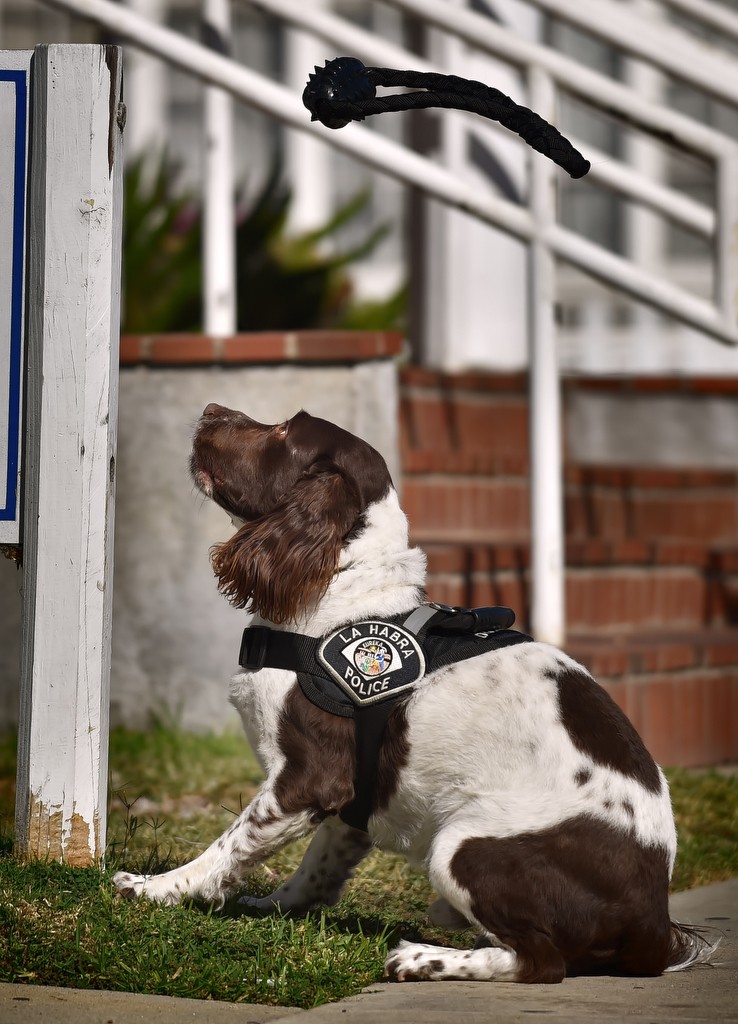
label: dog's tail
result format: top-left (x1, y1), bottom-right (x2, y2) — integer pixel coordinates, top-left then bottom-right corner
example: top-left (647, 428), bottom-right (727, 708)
top-left (664, 921), bottom-right (722, 972)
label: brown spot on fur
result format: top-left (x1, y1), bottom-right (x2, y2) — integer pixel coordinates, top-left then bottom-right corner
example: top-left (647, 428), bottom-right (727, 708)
top-left (574, 768), bottom-right (592, 787)
top-left (274, 685), bottom-right (355, 817)
top-left (250, 805), bottom-right (280, 829)
top-left (450, 816), bottom-right (673, 982)
top-left (553, 667), bottom-right (661, 793)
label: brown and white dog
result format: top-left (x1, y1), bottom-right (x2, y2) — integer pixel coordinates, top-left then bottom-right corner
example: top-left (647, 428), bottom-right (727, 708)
top-left (114, 404), bottom-right (713, 983)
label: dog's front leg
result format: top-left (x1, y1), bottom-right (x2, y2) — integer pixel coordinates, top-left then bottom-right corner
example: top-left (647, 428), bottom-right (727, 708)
top-left (237, 814), bottom-right (372, 915)
top-left (113, 784), bottom-right (315, 907)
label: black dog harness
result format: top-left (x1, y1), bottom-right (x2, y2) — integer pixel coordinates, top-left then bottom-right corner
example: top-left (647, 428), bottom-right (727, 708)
top-left (238, 604), bottom-right (532, 832)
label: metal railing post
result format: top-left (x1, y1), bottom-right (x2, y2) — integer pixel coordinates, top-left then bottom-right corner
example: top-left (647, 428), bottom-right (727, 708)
top-left (528, 65), bottom-right (565, 645)
top-left (202, 0), bottom-right (236, 337)
top-left (716, 148), bottom-right (738, 334)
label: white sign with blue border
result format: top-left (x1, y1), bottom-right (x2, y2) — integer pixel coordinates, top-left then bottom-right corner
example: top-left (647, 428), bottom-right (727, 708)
top-left (0, 52), bottom-right (30, 544)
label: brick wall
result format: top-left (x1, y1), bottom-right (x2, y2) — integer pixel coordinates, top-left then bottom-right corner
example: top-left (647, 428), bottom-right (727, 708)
top-left (400, 367), bottom-right (738, 767)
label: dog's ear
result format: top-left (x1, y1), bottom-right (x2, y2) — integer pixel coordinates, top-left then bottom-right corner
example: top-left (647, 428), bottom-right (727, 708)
top-left (210, 457), bottom-right (362, 623)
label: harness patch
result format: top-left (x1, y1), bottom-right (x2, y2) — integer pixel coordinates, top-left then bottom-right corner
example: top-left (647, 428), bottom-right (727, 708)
top-left (317, 620), bottom-right (426, 706)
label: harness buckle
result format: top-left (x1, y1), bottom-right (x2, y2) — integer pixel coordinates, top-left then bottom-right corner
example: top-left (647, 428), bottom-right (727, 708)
top-left (239, 626), bottom-right (271, 671)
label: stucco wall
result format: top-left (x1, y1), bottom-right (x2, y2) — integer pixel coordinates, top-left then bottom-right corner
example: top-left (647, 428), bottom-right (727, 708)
top-left (0, 352), bottom-right (400, 733)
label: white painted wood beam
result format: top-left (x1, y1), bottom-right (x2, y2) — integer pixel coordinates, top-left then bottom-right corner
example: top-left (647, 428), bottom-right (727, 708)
top-left (15, 44), bottom-right (124, 866)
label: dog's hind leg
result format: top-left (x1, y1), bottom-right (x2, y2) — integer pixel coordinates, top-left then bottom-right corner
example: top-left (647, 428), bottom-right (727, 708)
top-left (384, 835), bottom-right (528, 982)
top-left (385, 938), bottom-right (521, 981)
top-left (384, 826), bottom-right (566, 984)
top-left (236, 815), bottom-right (372, 914)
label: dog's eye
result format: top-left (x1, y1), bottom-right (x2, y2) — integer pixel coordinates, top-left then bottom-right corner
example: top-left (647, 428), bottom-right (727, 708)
top-left (273, 421), bottom-right (289, 439)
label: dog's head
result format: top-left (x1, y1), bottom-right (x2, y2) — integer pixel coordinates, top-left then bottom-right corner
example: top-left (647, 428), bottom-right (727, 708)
top-left (191, 405), bottom-right (392, 623)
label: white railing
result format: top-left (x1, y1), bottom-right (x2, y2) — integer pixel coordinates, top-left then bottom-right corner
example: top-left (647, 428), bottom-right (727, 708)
top-left (247, 0), bottom-right (716, 238)
top-left (521, 0), bottom-right (738, 104)
top-left (202, 0), bottom-right (236, 336)
top-left (39, 0), bottom-right (738, 644)
top-left (661, 0), bottom-right (738, 40)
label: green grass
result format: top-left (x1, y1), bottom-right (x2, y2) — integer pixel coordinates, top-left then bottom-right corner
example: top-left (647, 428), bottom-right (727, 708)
top-left (0, 860), bottom-right (388, 1005)
top-left (667, 767), bottom-right (738, 891)
top-left (0, 728), bottom-right (736, 1008)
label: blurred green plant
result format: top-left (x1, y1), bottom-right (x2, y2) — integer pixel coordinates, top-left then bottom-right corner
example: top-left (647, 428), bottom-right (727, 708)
top-left (121, 155), bottom-right (405, 334)
top-left (122, 156), bottom-right (203, 333)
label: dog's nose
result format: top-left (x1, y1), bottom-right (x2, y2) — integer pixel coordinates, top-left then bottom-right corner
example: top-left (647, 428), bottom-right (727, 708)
top-left (202, 403), bottom-right (228, 418)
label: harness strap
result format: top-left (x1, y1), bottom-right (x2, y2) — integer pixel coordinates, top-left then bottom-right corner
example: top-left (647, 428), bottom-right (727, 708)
top-left (401, 604), bottom-right (441, 635)
top-left (239, 626), bottom-right (319, 673)
top-left (238, 605), bottom-right (519, 673)
top-left (338, 701), bottom-right (397, 831)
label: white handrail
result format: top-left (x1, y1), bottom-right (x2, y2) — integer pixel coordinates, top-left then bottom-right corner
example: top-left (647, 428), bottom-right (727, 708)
top-left (244, 0), bottom-right (715, 239)
top-left (41, 0), bottom-right (737, 346)
top-left (549, 223), bottom-right (733, 339)
top-left (569, 138), bottom-right (714, 238)
top-left (382, 0), bottom-right (734, 159)
top-left (716, 151), bottom-right (738, 326)
top-left (39, 0), bottom-right (535, 240)
top-left (660, 0), bottom-right (738, 41)
top-left (524, 0), bottom-right (738, 105)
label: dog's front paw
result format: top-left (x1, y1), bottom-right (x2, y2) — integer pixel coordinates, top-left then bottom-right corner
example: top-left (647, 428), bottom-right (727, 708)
top-left (113, 870), bottom-right (181, 906)
top-left (384, 940), bottom-right (450, 982)
top-left (113, 870), bottom-right (149, 899)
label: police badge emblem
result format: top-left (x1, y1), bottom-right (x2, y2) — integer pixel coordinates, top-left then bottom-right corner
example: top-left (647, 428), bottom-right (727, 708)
top-left (317, 620), bottom-right (426, 706)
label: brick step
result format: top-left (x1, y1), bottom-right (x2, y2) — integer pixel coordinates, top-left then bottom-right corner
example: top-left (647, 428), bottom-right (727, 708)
top-left (400, 387), bottom-right (529, 465)
top-left (568, 630), bottom-right (738, 767)
top-left (403, 471), bottom-right (738, 545)
top-left (418, 542), bottom-right (738, 632)
top-left (567, 628), bottom-right (738, 678)
top-left (421, 540), bottom-right (738, 572)
top-left (398, 368), bottom-right (738, 768)
top-left (403, 477), bottom-right (530, 541)
top-left (565, 469), bottom-right (738, 545)
top-left (402, 451), bottom-right (528, 475)
top-left (566, 466), bottom-right (738, 489)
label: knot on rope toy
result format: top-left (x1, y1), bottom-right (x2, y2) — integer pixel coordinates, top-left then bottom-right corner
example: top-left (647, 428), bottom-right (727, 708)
top-left (303, 57), bottom-right (376, 130)
top-left (302, 56), bottom-right (590, 180)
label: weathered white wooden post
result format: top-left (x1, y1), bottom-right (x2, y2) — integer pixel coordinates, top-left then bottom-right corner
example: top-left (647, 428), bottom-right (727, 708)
top-left (15, 44), bottom-right (124, 866)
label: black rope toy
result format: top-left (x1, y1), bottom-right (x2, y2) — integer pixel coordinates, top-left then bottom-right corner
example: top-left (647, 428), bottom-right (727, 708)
top-left (303, 56), bottom-right (590, 180)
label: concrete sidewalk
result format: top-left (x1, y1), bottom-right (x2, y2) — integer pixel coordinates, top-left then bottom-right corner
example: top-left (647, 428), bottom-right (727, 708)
top-left (1, 878), bottom-right (735, 1024)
